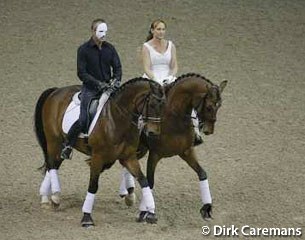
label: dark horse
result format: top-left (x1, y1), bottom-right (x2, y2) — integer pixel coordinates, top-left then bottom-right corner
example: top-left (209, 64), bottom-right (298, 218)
top-left (120, 73), bottom-right (227, 221)
top-left (34, 78), bottom-right (165, 227)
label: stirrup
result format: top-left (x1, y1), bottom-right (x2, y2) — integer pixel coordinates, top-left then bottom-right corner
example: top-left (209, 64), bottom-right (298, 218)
top-left (60, 145), bottom-right (73, 160)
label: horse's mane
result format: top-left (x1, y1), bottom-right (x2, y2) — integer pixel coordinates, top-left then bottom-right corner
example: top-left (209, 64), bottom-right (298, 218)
top-left (109, 77), bottom-right (160, 99)
top-left (164, 73), bottom-right (214, 95)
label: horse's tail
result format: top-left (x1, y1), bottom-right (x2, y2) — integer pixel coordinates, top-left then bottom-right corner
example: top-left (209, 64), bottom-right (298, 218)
top-left (34, 87), bottom-right (58, 172)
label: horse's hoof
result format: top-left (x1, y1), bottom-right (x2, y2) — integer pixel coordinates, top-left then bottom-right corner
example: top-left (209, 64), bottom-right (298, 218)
top-left (51, 192), bottom-right (60, 209)
top-left (125, 192), bottom-right (136, 206)
top-left (40, 196), bottom-right (51, 209)
top-left (146, 212), bottom-right (158, 224)
top-left (200, 203), bottom-right (212, 221)
top-left (51, 192), bottom-right (60, 204)
top-left (137, 211), bottom-right (158, 224)
top-left (81, 213), bottom-right (95, 228)
top-left (82, 223), bottom-right (95, 229)
top-left (136, 211), bottom-right (147, 222)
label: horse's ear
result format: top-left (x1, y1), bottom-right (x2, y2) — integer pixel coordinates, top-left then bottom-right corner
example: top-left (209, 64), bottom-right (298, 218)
top-left (219, 80), bottom-right (228, 93)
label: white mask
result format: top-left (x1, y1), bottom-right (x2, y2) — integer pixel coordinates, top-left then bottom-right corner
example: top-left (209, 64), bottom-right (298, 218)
top-left (95, 23), bottom-right (108, 39)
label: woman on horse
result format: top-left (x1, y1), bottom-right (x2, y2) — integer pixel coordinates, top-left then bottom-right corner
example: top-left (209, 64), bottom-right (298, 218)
top-left (118, 19), bottom-right (203, 203)
top-left (141, 19), bottom-right (202, 145)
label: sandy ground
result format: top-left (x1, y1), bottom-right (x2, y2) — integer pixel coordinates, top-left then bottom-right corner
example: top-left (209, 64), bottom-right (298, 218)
top-left (1, 0), bottom-right (305, 239)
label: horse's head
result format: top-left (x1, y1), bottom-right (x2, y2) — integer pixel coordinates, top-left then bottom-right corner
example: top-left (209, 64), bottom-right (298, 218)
top-left (195, 80), bottom-right (228, 135)
top-left (136, 81), bottom-right (166, 137)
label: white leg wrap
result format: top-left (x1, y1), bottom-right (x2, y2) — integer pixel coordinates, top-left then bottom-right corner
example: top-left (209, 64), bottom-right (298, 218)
top-left (139, 187), bottom-right (155, 213)
top-left (41, 195), bottom-right (50, 204)
top-left (119, 172), bottom-right (128, 196)
top-left (191, 109), bottom-right (200, 135)
top-left (49, 169), bottom-right (61, 194)
top-left (119, 168), bottom-right (135, 196)
top-left (82, 192), bottom-right (95, 214)
top-left (123, 168), bottom-right (135, 189)
top-left (39, 171), bottom-right (51, 196)
top-left (199, 180), bottom-right (212, 204)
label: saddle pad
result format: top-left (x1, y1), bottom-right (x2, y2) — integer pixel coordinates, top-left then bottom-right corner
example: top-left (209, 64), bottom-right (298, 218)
top-left (62, 91), bottom-right (111, 137)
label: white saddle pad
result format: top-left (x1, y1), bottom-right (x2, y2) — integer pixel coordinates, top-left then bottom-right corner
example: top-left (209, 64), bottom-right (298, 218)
top-left (62, 91), bottom-right (110, 137)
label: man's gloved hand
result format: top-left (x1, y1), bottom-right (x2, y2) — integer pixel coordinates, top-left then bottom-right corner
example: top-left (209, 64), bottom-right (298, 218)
top-left (110, 78), bottom-right (120, 90)
top-left (96, 81), bottom-right (109, 92)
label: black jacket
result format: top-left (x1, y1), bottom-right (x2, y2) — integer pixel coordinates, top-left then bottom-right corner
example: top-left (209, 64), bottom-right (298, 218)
top-left (77, 38), bottom-right (122, 90)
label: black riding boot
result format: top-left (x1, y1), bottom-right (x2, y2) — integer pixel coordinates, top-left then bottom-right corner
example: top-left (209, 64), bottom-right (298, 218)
top-left (61, 121), bottom-right (82, 159)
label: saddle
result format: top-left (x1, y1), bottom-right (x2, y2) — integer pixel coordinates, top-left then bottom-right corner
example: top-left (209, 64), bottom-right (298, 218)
top-left (76, 93), bottom-right (100, 132)
top-left (62, 91), bottom-right (110, 137)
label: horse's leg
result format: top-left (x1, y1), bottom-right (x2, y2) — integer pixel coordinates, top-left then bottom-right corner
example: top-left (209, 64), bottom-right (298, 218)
top-left (146, 152), bottom-right (161, 189)
top-left (80, 154), bottom-right (103, 228)
top-left (39, 168), bottom-right (62, 209)
top-left (40, 139), bottom-right (64, 209)
top-left (179, 148), bottom-right (212, 220)
top-left (117, 139), bottom-right (149, 206)
top-left (136, 135), bottom-right (149, 159)
top-left (39, 170), bottom-right (51, 209)
top-left (119, 167), bottom-right (136, 206)
top-left (120, 158), bottom-right (157, 224)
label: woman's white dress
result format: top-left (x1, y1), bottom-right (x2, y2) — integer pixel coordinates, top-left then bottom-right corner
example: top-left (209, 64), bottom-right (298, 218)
top-left (143, 40), bottom-right (200, 135)
top-left (142, 41), bottom-right (175, 85)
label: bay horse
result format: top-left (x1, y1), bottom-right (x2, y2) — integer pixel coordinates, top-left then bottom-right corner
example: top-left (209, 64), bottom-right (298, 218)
top-left (120, 73), bottom-right (227, 221)
top-left (34, 78), bottom-right (165, 227)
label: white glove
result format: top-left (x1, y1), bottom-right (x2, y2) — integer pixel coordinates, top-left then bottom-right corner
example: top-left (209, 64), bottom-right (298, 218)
top-left (168, 75), bottom-right (175, 83)
top-left (162, 75), bottom-right (175, 85)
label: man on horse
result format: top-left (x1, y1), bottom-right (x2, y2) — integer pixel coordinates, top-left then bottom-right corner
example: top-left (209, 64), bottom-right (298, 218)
top-left (61, 18), bottom-right (122, 159)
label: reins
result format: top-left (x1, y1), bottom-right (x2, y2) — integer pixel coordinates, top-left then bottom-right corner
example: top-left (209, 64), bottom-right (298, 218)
top-left (112, 92), bottom-right (163, 127)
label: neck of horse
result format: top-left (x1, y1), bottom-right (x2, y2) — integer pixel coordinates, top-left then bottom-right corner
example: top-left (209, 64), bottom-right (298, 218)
top-left (166, 77), bottom-right (209, 118)
top-left (109, 83), bottom-right (150, 126)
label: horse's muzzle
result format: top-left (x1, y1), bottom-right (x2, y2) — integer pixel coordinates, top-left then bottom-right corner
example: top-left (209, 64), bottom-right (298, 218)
top-left (202, 124), bottom-right (214, 135)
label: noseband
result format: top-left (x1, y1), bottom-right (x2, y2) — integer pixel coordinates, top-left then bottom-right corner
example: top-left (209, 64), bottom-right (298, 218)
top-left (140, 93), bottom-right (165, 124)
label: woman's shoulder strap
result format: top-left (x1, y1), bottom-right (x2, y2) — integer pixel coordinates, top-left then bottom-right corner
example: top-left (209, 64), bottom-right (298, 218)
top-left (143, 42), bottom-right (152, 49)
top-left (168, 40), bottom-right (173, 48)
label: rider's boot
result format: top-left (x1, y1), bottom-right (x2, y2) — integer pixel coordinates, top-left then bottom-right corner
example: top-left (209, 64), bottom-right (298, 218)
top-left (61, 121), bottom-right (82, 160)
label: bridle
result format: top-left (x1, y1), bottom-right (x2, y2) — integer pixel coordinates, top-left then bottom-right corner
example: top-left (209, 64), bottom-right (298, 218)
top-left (139, 92), bottom-right (165, 124)
top-left (193, 95), bottom-right (206, 130)
top-left (194, 86), bottom-right (221, 129)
